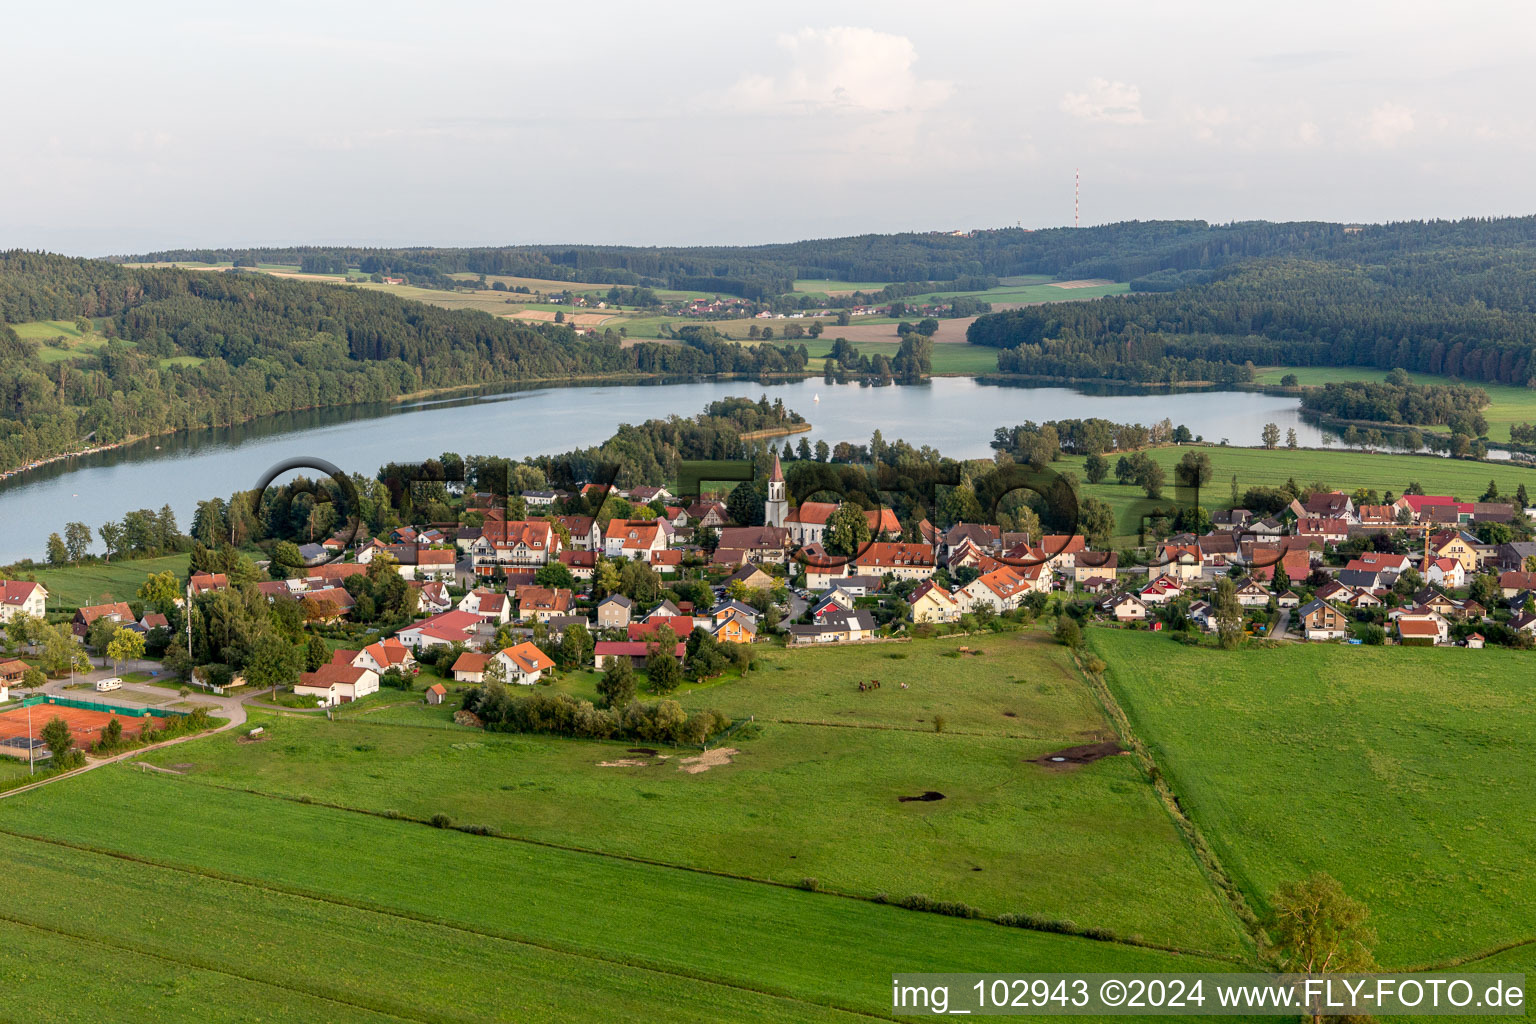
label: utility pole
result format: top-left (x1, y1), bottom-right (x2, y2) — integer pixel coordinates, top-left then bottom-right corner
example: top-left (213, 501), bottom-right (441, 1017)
top-left (27, 700), bottom-right (34, 775)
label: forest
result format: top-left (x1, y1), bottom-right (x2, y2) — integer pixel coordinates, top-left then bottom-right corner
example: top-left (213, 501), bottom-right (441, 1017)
top-left (0, 253), bottom-right (807, 474)
top-left (971, 251), bottom-right (1536, 387)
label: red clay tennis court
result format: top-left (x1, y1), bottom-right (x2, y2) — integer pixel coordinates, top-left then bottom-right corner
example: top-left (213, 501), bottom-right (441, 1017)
top-left (0, 699), bottom-right (156, 759)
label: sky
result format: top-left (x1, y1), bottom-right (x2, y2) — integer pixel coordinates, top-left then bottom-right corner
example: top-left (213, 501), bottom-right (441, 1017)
top-left (6, 0), bottom-right (1534, 255)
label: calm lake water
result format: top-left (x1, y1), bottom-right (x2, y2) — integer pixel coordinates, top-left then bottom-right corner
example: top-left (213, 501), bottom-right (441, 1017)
top-left (0, 377), bottom-right (1319, 564)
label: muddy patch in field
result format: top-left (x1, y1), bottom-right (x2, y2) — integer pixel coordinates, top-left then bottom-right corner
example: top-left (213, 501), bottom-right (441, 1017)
top-left (627, 747), bottom-right (660, 756)
top-left (1002, 710), bottom-right (1018, 718)
top-left (677, 747), bottom-right (737, 774)
top-left (598, 758), bottom-right (653, 768)
top-left (897, 791), bottom-right (946, 803)
top-left (1032, 741), bottom-right (1125, 770)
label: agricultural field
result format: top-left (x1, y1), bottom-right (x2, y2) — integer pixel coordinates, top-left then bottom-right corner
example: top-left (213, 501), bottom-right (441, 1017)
top-left (1253, 366), bottom-right (1536, 443)
top-left (0, 761), bottom-right (1242, 1022)
top-left (130, 630), bottom-right (1247, 956)
top-left (1058, 445), bottom-right (1536, 540)
top-left (18, 553), bottom-right (187, 610)
top-left (1090, 629), bottom-right (1536, 970)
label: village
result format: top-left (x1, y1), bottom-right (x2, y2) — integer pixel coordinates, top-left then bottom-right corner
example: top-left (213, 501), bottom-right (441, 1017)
top-left (8, 453), bottom-right (1532, 717)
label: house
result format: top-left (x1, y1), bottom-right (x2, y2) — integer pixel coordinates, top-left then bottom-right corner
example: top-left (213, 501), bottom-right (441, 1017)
top-left (557, 549), bottom-right (598, 580)
top-left (628, 616), bottom-right (694, 642)
top-left (1212, 508), bottom-right (1252, 531)
top-left (1498, 570), bottom-right (1536, 599)
top-left (133, 612), bottom-right (169, 634)
top-left (72, 601), bottom-right (135, 639)
top-left (1424, 557), bottom-right (1466, 588)
top-left (1139, 575), bottom-right (1184, 605)
top-left (0, 579), bottom-right (48, 623)
top-left (1073, 551), bottom-right (1119, 584)
top-left (594, 640), bottom-right (685, 669)
top-left (450, 652), bottom-right (489, 683)
top-left (1356, 504), bottom-right (1399, 529)
top-left (521, 490), bottom-right (558, 507)
top-left (1496, 541), bottom-right (1536, 572)
top-left (1302, 491), bottom-right (1356, 522)
top-left (686, 500), bottom-right (729, 528)
top-left (1345, 588), bottom-right (1383, 610)
top-left (650, 549), bottom-right (683, 575)
top-left (294, 663), bottom-right (379, 707)
top-left (849, 542), bottom-right (935, 581)
top-left (396, 610), bottom-right (482, 650)
top-left (1234, 580), bottom-right (1271, 608)
top-left (1347, 552), bottom-right (1412, 580)
top-left (470, 519), bottom-right (559, 574)
top-left (1393, 494), bottom-right (1458, 523)
top-left (1277, 590), bottom-right (1301, 609)
top-left (596, 594), bottom-right (635, 630)
top-left (1396, 615), bottom-right (1446, 646)
top-left (787, 609), bottom-right (876, 644)
top-left (627, 485), bottom-right (672, 505)
top-left (865, 507), bottom-right (901, 538)
top-left (1099, 593), bottom-right (1148, 622)
top-left (1186, 599), bottom-right (1216, 632)
top-left (961, 566), bottom-right (1036, 613)
top-left (495, 642), bottom-right (556, 685)
top-left (662, 505), bottom-right (690, 528)
top-left (188, 572), bottom-right (229, 596)
top-left (713, 526), bottom-right (792, 566)
top-left (1297, 599), bottom-right (1348, 641)
top-left (1428, 530), bottom-right (1479, 573)
top-left (707, 615), bottom-right (755, 644)
top-left (1198, 532), bottom-right (1239, 568)
top-left (1413, 589), bottom-right (1460, 618)
top-left (1336, 569), bottom-right (1384, 591)
top-left (1465, 632), bottom-right (1485, 649)
top-left (603, 519), bottom-right (666, 561)
top-left (426, 682), bottom-right (449, 704)
top-left (1035, 534), bottom-right (1087, 572)
top-left (1296, 518), bottom-right (1350, 546)
top-left (1155, 543), bottom-right (1204, 581)
top-left (515, 586), bottom-right (573, 623)
top-left (554, 515), bottom-right (601, 551)
top-left (1315, 579), bottom-right (1354, 605)
top-left (1511, 611), bottom-right (1536, 635)
top-left (725, 563), bottom-right (776, 592)
top-left (1248, 517), bottom-right (1286, 537)
top-left (415, 549), bottom-right (456, 581)
top-left (810, 590), bottom-right (855, 618)
top-left (349, 638), bottom-right (415, 675)
top-left (908, 580), bottom-right (962, 623)
top-left (0, 658), bottom-right (30, 687)
top-left (417, 581), bottom-right (452, 614)
top-left (710, 600), bottom-right (761, 628)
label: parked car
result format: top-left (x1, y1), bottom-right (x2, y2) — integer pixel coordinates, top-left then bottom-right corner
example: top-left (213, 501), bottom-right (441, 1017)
top-left (95, 677), bottom-right (123, 692)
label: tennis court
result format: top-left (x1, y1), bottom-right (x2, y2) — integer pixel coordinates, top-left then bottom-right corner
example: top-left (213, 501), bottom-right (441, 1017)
top-left (0, 700), bottom-right (155, 759)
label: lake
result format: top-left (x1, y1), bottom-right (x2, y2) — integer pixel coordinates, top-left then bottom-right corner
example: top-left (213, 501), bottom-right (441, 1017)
top-left (0, 377), bottom-right (1319, 564)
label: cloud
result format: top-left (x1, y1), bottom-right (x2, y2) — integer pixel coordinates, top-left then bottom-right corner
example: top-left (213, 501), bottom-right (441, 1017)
top-left (724, 27), bottom-right (952, 115)
top-left (1187, 105), bottom-right (1234, 142)
top-left (1364, 102), bottom-right (1415, 146)
top-left (1060, 79), bottom-right (1145, 125)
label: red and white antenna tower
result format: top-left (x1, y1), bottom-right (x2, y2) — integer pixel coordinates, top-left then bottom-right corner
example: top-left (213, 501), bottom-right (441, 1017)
top-left (1074, 168), bottom-right (1080, 228)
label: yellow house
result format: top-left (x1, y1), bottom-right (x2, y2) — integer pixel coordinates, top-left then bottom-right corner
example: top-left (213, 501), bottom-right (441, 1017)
top-left (1429, 530), bottom-right (1477, 574)
top-left (1073, 551), bottom-right (1118, 584)
top-left (908, 580), bottom-right (962, 623)
top-left (710, 616), bottom-right (755, 645)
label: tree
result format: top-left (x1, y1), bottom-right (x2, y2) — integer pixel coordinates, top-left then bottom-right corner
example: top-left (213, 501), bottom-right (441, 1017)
top-left (1174, 451), bottom-right (1213, 490)
top-left (98, 520), bottom-right (123, 563)
top-left (559, 623), bottom-right (594, 670)
top-left (1286, 427), bottom-right (1298, 449)
top-left (40, 715), bottom-right (80, 767)
top-left (824, 503), bottom-right (871, 557)
top-left (46, 533), bottom-right (68, 566)
top-left (1280, 373), bottom-right (1299, 387)
top-left (593, 559), bottom-right (622, 599)
top-left (64, 522), bottom-right (93, 563)
top-left (1261, 423), bottom-right (1281, 449)
top-left (105, 627), bottom-right (145, 676)
top-left (1215, 577), bottom-right (1243, 649)
top-left (1079, 497), bottom-right (1117, 550)
top-left (535, 562), bottom-right (576, 590)
top-left (1084, 452), bottom-right (1108, 485)
top-left (1053, 616), bottom-right (1081, 648)
top-left (1136, 459), bottom-right (1165, 499)
top-left (137, 571), bottom-right (180, 611)
top-left (596, 657), bottom-right (636, 708)
top-left (305, 633), bottom-right (329, 672)
top-left (645, 626), bottom-right (683, 694)
top-left (244, 632), bottom-right (301, 692)
top-left (1264, 873), bottom-right (1377, 983)
top-left (87, 616), bottom-right (118, 666)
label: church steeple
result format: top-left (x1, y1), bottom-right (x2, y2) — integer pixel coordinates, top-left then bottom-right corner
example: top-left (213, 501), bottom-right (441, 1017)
top-left (764, 452), bottom-right (787, 527)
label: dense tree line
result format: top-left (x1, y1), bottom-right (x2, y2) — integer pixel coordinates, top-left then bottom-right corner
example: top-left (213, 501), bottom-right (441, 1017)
top-left (971, 252), bottom-right (1536, 386)
top-left (0, 253), bottom-right (807, 473)
top-left (1299, 378), bottom-right (1489, 435)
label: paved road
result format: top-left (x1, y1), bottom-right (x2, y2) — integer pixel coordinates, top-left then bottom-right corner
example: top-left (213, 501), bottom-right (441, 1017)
top-left (1272, 608), bottom-right (1293, 641)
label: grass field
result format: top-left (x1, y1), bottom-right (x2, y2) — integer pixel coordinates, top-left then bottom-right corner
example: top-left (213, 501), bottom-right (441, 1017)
top-left (0, 766), bottom-right (1242, 1021)
top-left (134, 630), bottom-right (1244, 954)
top-left (1253, 366), bottom-right (1536, 443)
top-left (1056, 445), bottom-right (1536, 540)
top-left (1091, 629), bottom-right (1536, 969)
top-left (801, 338), bottom-right (1000, 375)
top-left (20, 553), bottom-right (187, 609)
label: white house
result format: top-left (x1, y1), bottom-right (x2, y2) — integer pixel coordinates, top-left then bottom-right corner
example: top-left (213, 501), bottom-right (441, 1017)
top-left (0, 580), bottom-right (47, 623)
top-left (1424, 557), bottom-right (1466, 589)
top-left (494, 641), bottom-right (556, 685)
top-left (294, 664), bottom-right (379, 707)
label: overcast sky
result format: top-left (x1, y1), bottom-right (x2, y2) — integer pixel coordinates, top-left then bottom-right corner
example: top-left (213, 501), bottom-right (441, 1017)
top-left (7, 1), bottom-right (1534, 255)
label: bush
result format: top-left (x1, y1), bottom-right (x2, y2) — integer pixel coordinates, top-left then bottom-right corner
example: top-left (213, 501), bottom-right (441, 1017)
top-left (897, 894), bottom-right (980, 918)
top-left (996, 913), bottom-right (1079, 934)
top-left (932, 714), bottom-right (947, 734)
top-left (430, 813), bottom-right (453, 829)
top-left (798, 877), bottom-right (821, 892)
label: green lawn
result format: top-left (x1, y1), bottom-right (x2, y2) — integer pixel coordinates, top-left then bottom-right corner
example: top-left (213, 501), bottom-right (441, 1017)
top-left (802, 338), bottom-right (1001, 375)
top-left (22, 553), bottom-right (187, 609)
top-left (9, 319), bottom-right (133, 363)
top-left (1091, 629), bottom-right (1536, 968)
top-left (0, 767), bottom-right (1242, 1021)
top-left (1253, 366), bottom-right (1536, 443)
top-left (1057, 445), bottom-right (1536, 540)
top-left (792, 279), bottom-right (895, 295)
top-left (130, 630), bottom-right (1246, 955)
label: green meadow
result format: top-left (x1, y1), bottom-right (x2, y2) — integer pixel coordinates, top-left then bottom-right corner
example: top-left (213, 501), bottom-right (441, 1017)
top-left (0, 767), bottom-right (1242, 1022)
top-left (134, 631), bottom-right (1244, 954)
top-left (17, 554), bottom-right (188, 609)
top-left (1090, 629), bottom-right (1536, 969)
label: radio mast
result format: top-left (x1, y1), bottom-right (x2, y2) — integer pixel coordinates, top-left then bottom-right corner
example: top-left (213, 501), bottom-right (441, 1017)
top-left (1075, 168), bottom-right (1080, 228)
